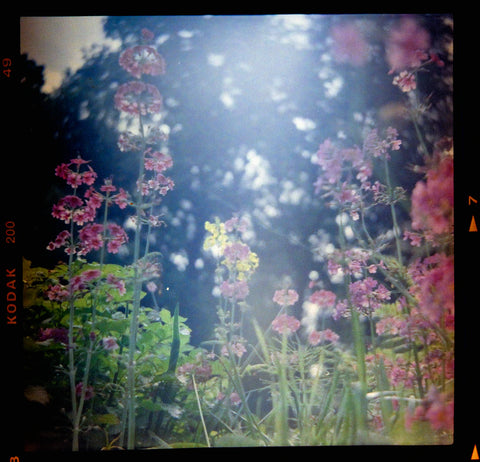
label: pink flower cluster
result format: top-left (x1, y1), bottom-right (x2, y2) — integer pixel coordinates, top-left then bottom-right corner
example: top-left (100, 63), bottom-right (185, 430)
top-left (219, 279), bottom-right (249, 301)
top-left (38, 327), bottom-right (68, 345)
top-left (330, 21), bottom-right (370, 67)
top-left (137, 148), bottom-right (174, 198)
top-left (385, 16), bottom-right (431, 73)
top-left (75, 382), bottom-right (94, 400)
top-left (55, 157), bottom-right (97, 188)
top-left (114, 81), bottom-right (163, 116)
top-left (224, 216), bottom-right (249, 233)
top-left (363, 127), bottom-right (402, 160)
top-left (221, 341), bottom-right (247, 358)
top-left (309, 289), bottom-right (336, 310)
top-left (408, 253), bottom-right (454, 328)
top-left (51, 194), bottom-right (98, 227)
top-left (410, 152), bottom-right (453, 238)
top-left (349, 277), bottom-right (391, 315)
top-left (177, 360), bottom-right (212, 389)
top-left (333, 277), bottom-right (390, 320)
top-left (271, 313), bottom-right (301, 335)
top-left (308, 328), bottom-right (339, 346)
top-left (46, 268), bottom-right (126, 303)
top-left (119, 44), bottom-right (166, 79)
top-left (406, 388), bottom-right (453, 433)
top-left (327, 248), bottom-right (382, 278)
top-left (272, 289), bottom-right (299, 307)
top-left (144, 148), bottom-right (173, 173)
top-left (224, 242), bottom-right (251, 263)
top-left (313, 141), bottom-right (368, 193)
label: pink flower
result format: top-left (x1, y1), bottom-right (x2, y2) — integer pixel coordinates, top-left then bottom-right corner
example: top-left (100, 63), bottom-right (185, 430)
top-left (219, 280), bottom-right (249, 301)
top-left (309, 290), bottom-right (336, 310)
top-left (230, 392), bottom-right (242, 406)
top-left (393, 70), bottom-right (417, 92)
top-left (144, 150), bottom-right (173, 173)
top-left (308, 328), bottom-right (339, 345)
top-left (271, 313), bottom-right (301, 335)
top-left (118, 131), bottom-right (143, 152)
top-left (386, 16), bottom-right (430, 72)
top-left (78, 223), bottom-right (104, 254)
top-left (224, 216), bottom-right (248, 233)
top-left (223, 242), bottom-right (250, 262)
top-left (119, 45), bottom-right (166, 79)
top-left (408, 253), bottom-right (454, 326)
top-left (102, 336), bottom-right (120, 351)
top-left (411, 154), bottom-right (453, 237)
top-left (106, 223), bottom-right (128, 254)
top-left (106, 274), bottom-right (127, 296)
top-left (349, 277), bottom-right (391, 316)
top-left (80, 269), bottom-right (101, 281)
top-left (141, 28), bottom-right (155, 42)
top-left (113, 188), bottom-right (129, 209)
top-left (114, 81), bottom-right (163, 115)
top-left (221, 342), bottom-right (247, 358)
top-left (46, 284), bottom-right (69, 301)
top-left (100, 179), bottom-right (117, 194)
top-left (273, 289), bottom-right (299, 306)
top-left (330, 21), bottom-right (370, 66)
top-left (38, 327), bottom-right (68, 344)
top-left (75, 382), bottom-right (94, 400)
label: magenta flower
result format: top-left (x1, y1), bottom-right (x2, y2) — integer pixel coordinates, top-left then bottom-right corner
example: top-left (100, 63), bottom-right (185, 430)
top-left (75, 382), bottom-right (94, 400)
top-left (106, 274), bottom-right (127, 296)
top-left (309, 290), bottom-right (336, 310)
top-left (119, 45), bottom-right (166, 79)
top-left (330, 21), bottom-right (370, 66)
top-left (393, 70), bottom-right (417, 92)
top-left (271, 313), bottom-right (301, 335)
top-left (410, 153), bottom-right (453, 237)
top-left (308, 328), bottom-right (339, 346)
top-left (224, 216), bottom-right (248, 233)
top-left (38, 327), bottom-right (68, 345)
top-left (144, 149), bottom-right (173, 173)
top-left (349, 277), bottom-right (391, 316)
top-left (230, 392), bottom-right (242, 406)
top-left (102, 336), bottom-right (120, 351)
top-left (106, 223), bottom-right (128, 254)
top-left (272, 289), bottom-right (299, 306)
top-left (385, 16), bottom-right (430, 72)
top-left (114, 81), bottom-right (163, 115)
top-left (221, 342), bottom-right (247, 358)
top-left (219, 280), bottom-right (249, 301)
top-left (80, 269), bottom-right (101, 282)
top-left (223, 242), bottom-right (250, 262)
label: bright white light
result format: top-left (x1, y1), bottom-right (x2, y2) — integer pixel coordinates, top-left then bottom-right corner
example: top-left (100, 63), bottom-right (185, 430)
top-left (324, 76), bottom-right (343, 98)
top-left (170, 252), bottom-right (189, 272)
top-left (220, 91), bottom-right (235, 109)
top-left (207, 53), bottom-right (225, 67)
top-left (292, 116), bottom-right (316, 131)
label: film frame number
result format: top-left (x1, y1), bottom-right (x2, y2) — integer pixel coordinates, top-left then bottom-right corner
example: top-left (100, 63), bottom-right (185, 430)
top-left (5, 221), bottom-right (15, 244)
top-left (2, 58), bottom-right (12, 78)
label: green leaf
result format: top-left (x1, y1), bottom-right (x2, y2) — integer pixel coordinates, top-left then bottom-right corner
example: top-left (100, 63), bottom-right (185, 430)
top-left (93, 413), bottom-right (121, 426)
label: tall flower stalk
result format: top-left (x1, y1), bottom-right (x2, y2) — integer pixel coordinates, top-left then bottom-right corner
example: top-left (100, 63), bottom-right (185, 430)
top-left (114, 29), bottom-right (172, 449)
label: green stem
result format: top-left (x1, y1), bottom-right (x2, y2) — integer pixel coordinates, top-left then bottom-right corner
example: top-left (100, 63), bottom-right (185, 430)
top-left (384, 157), bottom-right (403, 266)
top-left (275, 331), bottom-right (290, 445)
top-left (192, 374), bottom-right (210, 447)
top-left (126, 111), bottom-right (147, 450)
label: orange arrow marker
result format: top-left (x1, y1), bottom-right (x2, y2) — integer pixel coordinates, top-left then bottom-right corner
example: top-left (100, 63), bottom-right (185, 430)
top-left (470, 216), bottom-right (478, 232)
top-left (469, 196), bottom-right (478, 205)
top-left (472, 445), bottom-right (479, 460)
